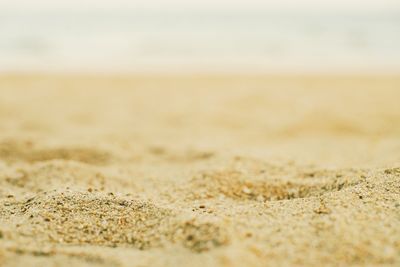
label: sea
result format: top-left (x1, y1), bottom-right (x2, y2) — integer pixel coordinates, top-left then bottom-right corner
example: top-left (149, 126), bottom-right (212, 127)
top-left (0, 8), bottom-right (399, 73)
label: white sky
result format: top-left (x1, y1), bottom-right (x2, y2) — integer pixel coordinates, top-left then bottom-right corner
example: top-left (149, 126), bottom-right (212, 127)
top-left (1, 0), bottom-right (399, 11)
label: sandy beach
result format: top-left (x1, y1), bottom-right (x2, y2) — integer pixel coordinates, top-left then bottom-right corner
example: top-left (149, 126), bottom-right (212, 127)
top-left (0, 74), bottom-right (399, 266)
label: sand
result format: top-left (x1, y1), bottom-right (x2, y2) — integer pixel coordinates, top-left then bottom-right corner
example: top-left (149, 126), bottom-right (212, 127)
top-left (0, 74), bottom-right (399, 267)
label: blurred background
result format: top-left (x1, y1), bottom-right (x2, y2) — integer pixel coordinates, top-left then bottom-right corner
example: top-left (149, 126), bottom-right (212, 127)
top-left (0, 0), bottom-right (399, 73)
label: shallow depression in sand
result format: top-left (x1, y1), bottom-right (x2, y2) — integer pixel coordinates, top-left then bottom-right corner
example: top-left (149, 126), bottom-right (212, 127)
top-left (0, 140), bottom-right (111, 165)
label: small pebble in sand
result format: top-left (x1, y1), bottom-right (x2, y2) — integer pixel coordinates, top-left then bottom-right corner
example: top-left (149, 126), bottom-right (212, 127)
top-left (245, 232), bottom-right (253, 238)
top-left (242, 187), bottom-right (252, 194)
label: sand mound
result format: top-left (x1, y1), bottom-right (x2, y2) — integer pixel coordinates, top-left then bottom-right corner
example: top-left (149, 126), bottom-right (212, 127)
top-left (2, 190), bottom-right (171, 249)
top-left (186, 158), bottom-right (367, 201)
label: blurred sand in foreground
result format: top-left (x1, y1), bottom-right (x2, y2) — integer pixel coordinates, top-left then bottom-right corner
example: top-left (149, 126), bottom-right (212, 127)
top-left (0, 75), bottom-right (399, 267)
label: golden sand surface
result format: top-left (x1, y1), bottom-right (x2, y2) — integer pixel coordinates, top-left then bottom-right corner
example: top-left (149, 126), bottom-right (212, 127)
top-left (0, 74), bottom-right (399, 266)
